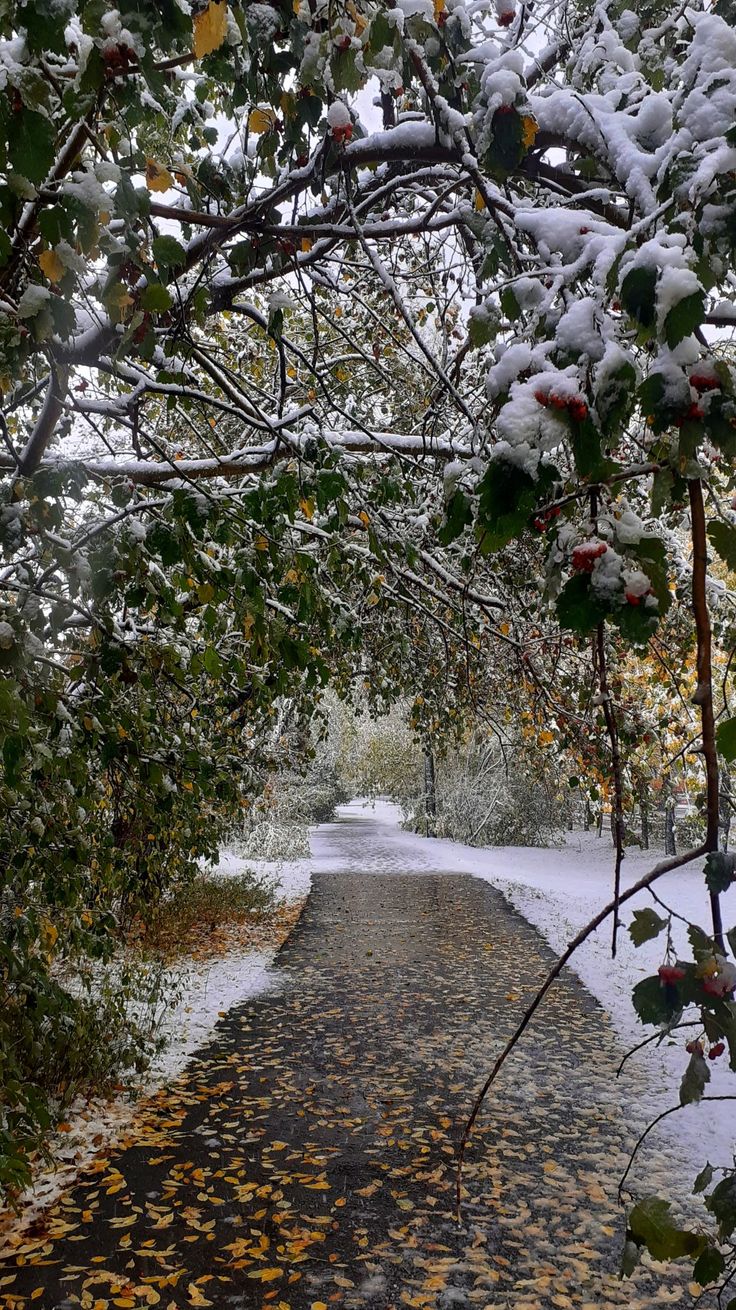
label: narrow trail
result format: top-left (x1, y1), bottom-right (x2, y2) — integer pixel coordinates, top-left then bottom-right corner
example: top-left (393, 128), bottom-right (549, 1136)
top-left (2, 812), bottom-right (694, 1309)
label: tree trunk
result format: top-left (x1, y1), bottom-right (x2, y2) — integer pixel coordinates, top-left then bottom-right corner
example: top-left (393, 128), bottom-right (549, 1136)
top-left (640, 790), bottom-right (649, 851)
top-left (719, 761), bottom-right (731, 852)
top-left (583, 800), bottom-right (592, 832)
top-left (664, 796), bottom-right (676, 856)
top-left (424, 750), bottom-right (436, 837)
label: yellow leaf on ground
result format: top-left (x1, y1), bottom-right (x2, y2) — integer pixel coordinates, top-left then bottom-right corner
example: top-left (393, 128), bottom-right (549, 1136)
top-left (38, 248), bottom-right (65, 283)
top-left (246, 1268), bottom-right (283, 1282)
top-left (193, 1), bottom-right (228, 58)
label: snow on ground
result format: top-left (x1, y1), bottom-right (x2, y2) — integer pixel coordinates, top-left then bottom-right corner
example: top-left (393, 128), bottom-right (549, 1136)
top-left (317, 798), bottom-right (736, 1195)
top-left (10, 799), bottom-right (734, 1225)
top-left (7, 861), bottom-right (311, 1226)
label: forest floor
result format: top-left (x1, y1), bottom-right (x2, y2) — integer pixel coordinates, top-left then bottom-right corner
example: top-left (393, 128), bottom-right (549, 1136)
top-left (0, 808), bottom-right (702, 1309)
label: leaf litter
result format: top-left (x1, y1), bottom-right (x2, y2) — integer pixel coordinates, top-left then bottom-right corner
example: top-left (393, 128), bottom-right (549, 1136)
top-left (0, 872), bottom-right (697, 1308)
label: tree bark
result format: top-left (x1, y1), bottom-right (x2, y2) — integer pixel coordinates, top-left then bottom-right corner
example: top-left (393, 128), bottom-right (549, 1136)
top-left (664, 796), bottom-right (676, 856)
top-left (424, 750), bottom-right (436, 838)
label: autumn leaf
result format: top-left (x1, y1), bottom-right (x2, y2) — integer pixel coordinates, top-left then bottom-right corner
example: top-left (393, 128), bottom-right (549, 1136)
top-left (249, 107), bottom-right (277, 134)
top-left (145, 159), bottom-right (174, 193)
top-left (193, 1), bottom-right (228, 58)
top-left (38, 247), bottom-right (65, 283)
top-left (246, 1267), bottom-right (283, 1282)
top-left (520, 114), bottom-right (538, 149)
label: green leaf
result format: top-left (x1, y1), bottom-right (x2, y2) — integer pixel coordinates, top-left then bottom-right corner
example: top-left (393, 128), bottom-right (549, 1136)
top-left (488, 106), bottom-right (525, 173)
top-left (500, 287), bottom-right (520, 320)
top-left (140, 283), bottom-right (173, 313)
top-left (620, 1237), bottom-right (639, 1278)
top-left (632, 974), bottom-right (682, 1026)
top-left (468, 307), bottom-right (497, 348)
top-left (332, 47), bottom-right (363, 94)
top-left (613, 597), bottom-right (659, 646)
top-left (621, 266), bottom-right (657, 328)
top-left (152, 235), bottom-right (187, 269)
top-left (717, 716), bottom-right (736, 762)
top-left (569, 416), bottom-right (609, 481)
top-left (706, 1174), bottom-right (736, 1240)
top-left (628, 908), bottom-right (668, 947)
top-left (704, 850), bottom-right (736, 894)
top-left (203, 646), bottom-right (222, 679)
top-left (476, 460), bottom-right (536, 553)
top-left (694, 1162), bottom-right (714, 1194)
top-left (680, 1049), bottom-right (710, 1105)
top-left (632, 536), bottom-right (671, 615)
top-left (664, 290), bottom-right (705, 348)
top-left (709, 521), bottom-right (736, 572)
top-left (8, 108), bottom-right (55, 184)
top-left (439, 490), bottom-right (473, 546)
top-left (650, 467), bottom-right (675, 517)
top-left (628, 1196), bottom-right (705, 1261)
top-left (556, 575), bottom-right (608, 636)
top-left (692, 1245), bottom-right (725, 1285)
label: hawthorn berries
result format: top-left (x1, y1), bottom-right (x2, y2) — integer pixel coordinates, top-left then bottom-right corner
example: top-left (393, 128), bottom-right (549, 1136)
top-left (571, 542), bottom-right (607, 572)
top-left (534, 390), bottom-right (588, 421)
top-left (658, 964), bottom-right (686, 984)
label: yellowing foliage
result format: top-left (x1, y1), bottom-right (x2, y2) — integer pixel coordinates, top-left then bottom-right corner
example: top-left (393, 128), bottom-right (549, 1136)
top-left (145, 159), bottom-right (174, 192)
top-left (193, 1), bottom-right (228, 58)
top-left (38, 247), bottom-right (65, 283)
top-left (248, 106), bottom-right (277, 134)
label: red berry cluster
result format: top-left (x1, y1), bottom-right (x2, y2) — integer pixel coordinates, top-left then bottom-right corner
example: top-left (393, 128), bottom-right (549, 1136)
top-left (534, 390), bottom-right (588, 422)
top-left (689, 372), bottom-right (720, 393)
top-left (676, 402), bottom-right (705, 425)
top-left (498, 8), bottom-right (515, 25)
top-left (332, 123), bottom-right (353, 144)
top-left (571, 542), bottom-right (607, 572)
top-left (685, 1038), bottom-right (726, 1060)
top-left (532, 506), bottom-right (561, 533)
top-left (658, 964), bottom-right (686, 984)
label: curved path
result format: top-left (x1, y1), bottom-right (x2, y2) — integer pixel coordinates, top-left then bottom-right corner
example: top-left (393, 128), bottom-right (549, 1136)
top-left (2, 809), bottom-right (694, 1309)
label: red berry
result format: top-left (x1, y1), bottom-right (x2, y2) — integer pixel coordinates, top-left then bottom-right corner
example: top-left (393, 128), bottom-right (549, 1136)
top-left (658, 964), bottom-right (686, 984)
top-left (533, 517), bottom-right (546, 532)
top-left (534, 389), bottom-right (549, 407)
top-left (678, 402), bottom-right (705, 425)
top-left (571, 542), bottom-right (607, 572)
top-left (686, 1040), bottom-right (704, 1054)
top-left (690, 372), bottom-right (720, 393)
top-left (579, 226), bottom-right (590, 235)
top-left (548, 392), bottom-right (568, 410)
top-left (708, 1041), bottom-right (726, 1060)
top-left (567, 398), bottom-right (588, 422)
top-left (498, 9), bottom-right (515, 24)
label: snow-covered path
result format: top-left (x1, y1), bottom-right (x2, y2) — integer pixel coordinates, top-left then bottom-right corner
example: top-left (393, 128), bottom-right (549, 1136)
top-left (2, 850), bottom-right (696, 1308)
top-left (300, 800), bottom-right (736, 1193)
